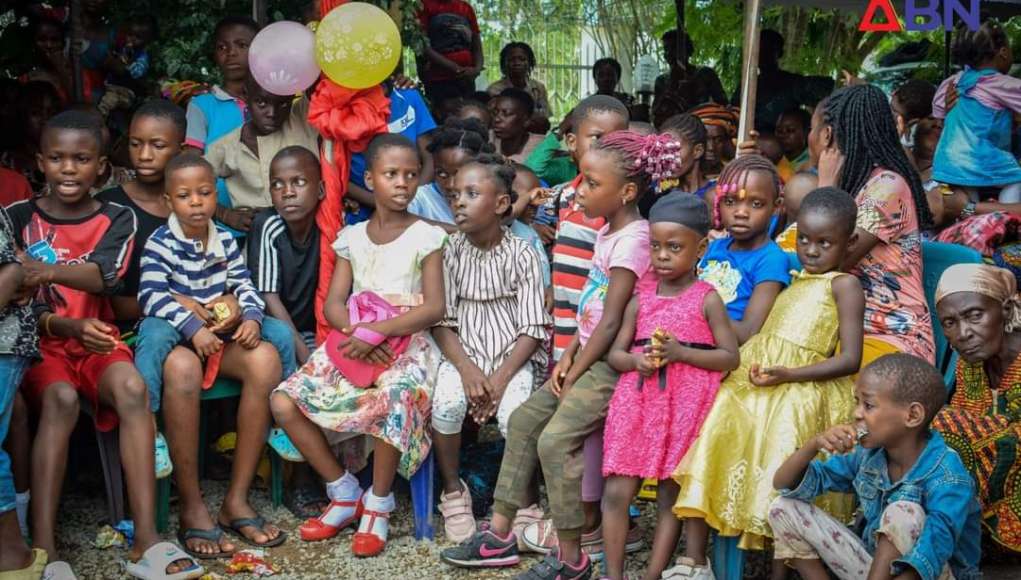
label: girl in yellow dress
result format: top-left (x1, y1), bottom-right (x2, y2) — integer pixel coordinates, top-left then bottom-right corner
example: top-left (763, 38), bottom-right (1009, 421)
top-left (664, 188), bottom-right (866, 578)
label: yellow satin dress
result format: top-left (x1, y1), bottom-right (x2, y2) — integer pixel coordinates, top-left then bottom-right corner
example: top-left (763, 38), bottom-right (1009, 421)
top-left (672, 271), bottom-right (856, 550)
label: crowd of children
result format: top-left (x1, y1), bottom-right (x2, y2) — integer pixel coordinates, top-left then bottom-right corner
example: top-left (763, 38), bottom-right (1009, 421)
top-left (0, 3), bottom-right (1018, 580)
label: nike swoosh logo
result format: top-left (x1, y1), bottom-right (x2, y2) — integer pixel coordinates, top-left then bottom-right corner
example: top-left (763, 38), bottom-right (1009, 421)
top-left (478, 543), bottom-right (508, 558)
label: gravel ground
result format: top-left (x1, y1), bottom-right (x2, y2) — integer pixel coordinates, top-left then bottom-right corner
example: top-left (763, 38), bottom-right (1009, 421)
top-left (55, 469), bottom-right (1021, 579)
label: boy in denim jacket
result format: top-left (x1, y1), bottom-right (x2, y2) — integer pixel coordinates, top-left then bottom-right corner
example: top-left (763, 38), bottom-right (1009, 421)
top-left (770, 353), bottom-right (980, 580)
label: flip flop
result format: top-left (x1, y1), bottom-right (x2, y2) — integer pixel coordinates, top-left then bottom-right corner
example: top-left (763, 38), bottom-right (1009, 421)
top-left (176, 527), bottom-right (234, 560)
top-left (41, 561), bottom-right (75, 580)
top-left (267, 427), bottom-right (303, 462)
top-left (220, 515), bottom-right (287, 548)
top-left (0, 548), bottom-right (47, 580)
top-left (124, 541), bottom-right (204, 580)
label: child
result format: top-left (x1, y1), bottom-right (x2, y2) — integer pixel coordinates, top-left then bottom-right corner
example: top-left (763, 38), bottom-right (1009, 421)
top-left (0, 206), bottom-right (45, 578)
top-left (1, 81), bottom-right (61, 192)
top-left (96, 15), bottom-right (155, 118)
top-left (775, 106), bottom-right (812, 172)
top-left (689, 103), bottom-right (739, 179)
top-left (774, 170), bottom-right (819, 256)
top-left (204, 76), bottom-right (319, 231)
top-left (248, 146), bottom-right (322, 366)
top-left (933, 21), bottom-right (1021, 202)
top-left (10, 111), bottom-right (201, 578)
top-left (654, 113), bottom-right (714, 216)
top-left (698, 155), bottom-right (791, 343)
top-left (890, 79), bottom-right (936, 154)
top-left (509, 163), bottom-right (552, 289)
top-left (492, 88), bottom-right (545, 163)
top-left (440, 131), bottom-right (676, 579)
top-left (139, 155), bottom-right (285, 558)
top-left (418, 0), bottom-right (484, 104)
top-left (271, 134), bottom-right (447, 557)
top-left (601, 192), bottom-right (740, 580)
top-left (769, 354), bottom-right (981, 580)
top-left (667, 187), bottom-right (866, 577)
top-left (407, 118), bottom-right (492, 227)
top-left (432, 155), bottom-right (551, 543)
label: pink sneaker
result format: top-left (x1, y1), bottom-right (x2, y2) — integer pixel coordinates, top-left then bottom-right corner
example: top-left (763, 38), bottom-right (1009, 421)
top-left (439, 480), bottom-right (477, 543)
top-left (511, 504), bottom-right (544, 551)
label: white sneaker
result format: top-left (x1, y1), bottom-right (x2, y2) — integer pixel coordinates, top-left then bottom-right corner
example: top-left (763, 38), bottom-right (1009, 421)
top-left (661, 557), bottom-right (715, 580)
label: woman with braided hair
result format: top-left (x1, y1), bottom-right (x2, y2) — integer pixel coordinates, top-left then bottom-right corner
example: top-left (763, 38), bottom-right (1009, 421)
top-left (816, 84), bottom-right (935, 366)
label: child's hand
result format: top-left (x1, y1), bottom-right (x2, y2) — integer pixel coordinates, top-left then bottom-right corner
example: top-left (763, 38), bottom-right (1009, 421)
top-left (233, 319), bottom-right (261, 349)
top-left (458, 363), bottom-right (492, 417)
top-left (192, 327), bottom-right (223, 359)
top-left (173, 294), bottom-right (214, 326)
top-left (19, 256), bottom-right (52, 288)
top-left (749, 364), bottom-right (791, 387)
top-left (816, 147), bottom-right (845, 189)
top-left (75, 318), bottom-right (118, 354)
top-left (218, 207), bottom-right (256, 232)
top-left (208, 294), bottom-right (242, 333)
top-left (543, 286), bottom-right (554, 313)
top-left (651, 333), bottom-right (687, 366)
top-left (814, 424), bottom-right (859, 455)
top-left (634, 353), bottom-right (658, 377)
top-left (550, 355), bottom-right (573, 397)
top-left (735, 130), bottom-right (761, 158)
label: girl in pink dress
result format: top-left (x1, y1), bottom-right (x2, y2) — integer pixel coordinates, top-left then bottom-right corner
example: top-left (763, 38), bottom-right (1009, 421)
top-left (601, 192), bottom-right (740, 580)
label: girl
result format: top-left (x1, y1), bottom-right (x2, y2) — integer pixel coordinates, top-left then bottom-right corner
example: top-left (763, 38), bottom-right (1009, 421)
top-left (487, 42), bottom-right (551, 134)
top-left (933, 21), bottom-right (1021, 202)
top-left (602, 192), bottom-right (739, 580)
top-left (270, 134), bottom-right (447, 557)
top-left (408, 118), bottom-right (492, 228)
top-left (699, 155), bottom-right (791, 344)
top-left (440, 131), bottom-right (676, 579)
top-left (816, 84), bottom-right (935, 367)
top-left (651, 114), bottom-right (714, 217)
top-left (667, 187), bottom-right (865, 578)
top-left (432, 154), bottom-right (551, 543)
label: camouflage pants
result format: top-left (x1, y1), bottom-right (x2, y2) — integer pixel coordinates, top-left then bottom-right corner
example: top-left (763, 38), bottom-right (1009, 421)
top-left (492, 360), bottom-right (618, 540)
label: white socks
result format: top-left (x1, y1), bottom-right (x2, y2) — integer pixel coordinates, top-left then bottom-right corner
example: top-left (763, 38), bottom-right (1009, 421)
top-left (358, 488), bottom-right (395, 540)
top-left (15, 491), bottom-right (29, 538)
top-left (321, 472), bottom-right (362, 527)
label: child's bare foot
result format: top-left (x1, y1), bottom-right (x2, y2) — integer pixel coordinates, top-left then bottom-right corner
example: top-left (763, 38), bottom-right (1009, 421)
top-left (178, 504), bottom-right (236, 557)
top-left (218, 498), bottom-right (285, 547)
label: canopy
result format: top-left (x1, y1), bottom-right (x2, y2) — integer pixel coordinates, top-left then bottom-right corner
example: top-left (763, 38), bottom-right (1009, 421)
top-left (767, 0), bottom-right (1021, 16)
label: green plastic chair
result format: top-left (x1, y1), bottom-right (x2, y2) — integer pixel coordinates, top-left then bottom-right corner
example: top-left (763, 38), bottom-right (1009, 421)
top-left (921, 241), bottom-right (983, 391)
top-left (155, 378), bottom-right (283, 533)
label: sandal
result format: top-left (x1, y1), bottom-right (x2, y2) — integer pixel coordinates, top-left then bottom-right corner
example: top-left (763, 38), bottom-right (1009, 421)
top-left (300, 497), bottom-right (363, 541)
top-left (219, 515), bottom-right (287, 548)
top-left (352, 508), bottom-right (391, 557)
top-left (284, 484), bottom-right (330, 520)
top-left (41, 561), bottom-right (75, 580)
top-left (155, 433), bottom-right (173, 479)
top-left (0, 548), bottom-right (47, 580)
top-left (124, 541), bottom-right (204, 580)
top-left (267, 427), bottom-right (303, 462)
top-left (176, 527), bottom-right (234, 560)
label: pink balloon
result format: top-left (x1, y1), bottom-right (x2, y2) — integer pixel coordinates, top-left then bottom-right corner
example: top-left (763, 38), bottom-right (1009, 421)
top-left (248, 21), bottom-right (320, 96)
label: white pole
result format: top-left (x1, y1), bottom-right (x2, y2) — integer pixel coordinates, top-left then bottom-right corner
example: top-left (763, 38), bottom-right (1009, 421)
top-left (737, 0), bottom-right (762, 148)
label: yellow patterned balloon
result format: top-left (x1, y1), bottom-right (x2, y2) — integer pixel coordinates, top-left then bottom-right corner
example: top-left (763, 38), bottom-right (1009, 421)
top-left (315, 2), bottom-right (401, 89)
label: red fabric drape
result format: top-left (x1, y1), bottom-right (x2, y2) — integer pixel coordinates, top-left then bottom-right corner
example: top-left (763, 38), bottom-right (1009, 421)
top-left (308, 79), bottom-right (390, 343)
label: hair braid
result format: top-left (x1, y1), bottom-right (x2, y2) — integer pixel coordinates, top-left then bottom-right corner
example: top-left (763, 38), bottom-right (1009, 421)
top-left (825, 85), bottom-right (932, 229)
top-left (595, 131), bottom-right (682, 190)
top-left (711, 154), bottom-right (782, 228)
top-left (464, 153), bottom-right (518, 217)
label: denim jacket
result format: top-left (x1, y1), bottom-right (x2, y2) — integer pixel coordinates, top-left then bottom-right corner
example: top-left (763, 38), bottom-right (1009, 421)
top-left (781, 431), bottom-right (981, 580)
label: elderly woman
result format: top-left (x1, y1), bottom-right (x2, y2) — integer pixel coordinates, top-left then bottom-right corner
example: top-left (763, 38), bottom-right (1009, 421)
top-left (932, 263), bottom-right (1021, 553)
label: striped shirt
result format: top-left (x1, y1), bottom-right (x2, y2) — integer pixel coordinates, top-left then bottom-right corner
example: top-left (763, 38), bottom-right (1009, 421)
top-left (550, 175), bottom-right (604, 360)
top-left (440, 230), bottom-right (551, 374)
top-left (246, 213), bottom-right (319, 333)
top-left (139, 214), bottom-right (264, 339)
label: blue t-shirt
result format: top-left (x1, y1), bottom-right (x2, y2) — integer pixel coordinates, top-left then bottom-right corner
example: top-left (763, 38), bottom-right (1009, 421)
top-left (698, 238), bottom-right (791, 321)
top-left (347, 88), bottom-right (437, 224)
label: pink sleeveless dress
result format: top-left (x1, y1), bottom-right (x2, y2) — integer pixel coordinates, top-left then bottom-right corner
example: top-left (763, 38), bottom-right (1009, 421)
top-left (602, 280), bottom-right (723, 480)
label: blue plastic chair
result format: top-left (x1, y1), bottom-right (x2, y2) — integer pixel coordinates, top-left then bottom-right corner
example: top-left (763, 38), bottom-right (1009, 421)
top-left (354, 451), bottom-right (436, 540)
top-left (711, 533), bottom-right (744, 580)
top-left (921, 241), bottom-right (983, 390)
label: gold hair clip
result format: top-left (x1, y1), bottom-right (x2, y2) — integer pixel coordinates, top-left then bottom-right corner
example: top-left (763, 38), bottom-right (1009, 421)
top-left (738, 188), bottom-right (747, 200)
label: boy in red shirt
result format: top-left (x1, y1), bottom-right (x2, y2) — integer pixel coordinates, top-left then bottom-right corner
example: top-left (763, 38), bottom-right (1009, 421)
top-left (9, 110), bottom-right (200, 579)
top-left (418, 0), bottom-right (484, 105)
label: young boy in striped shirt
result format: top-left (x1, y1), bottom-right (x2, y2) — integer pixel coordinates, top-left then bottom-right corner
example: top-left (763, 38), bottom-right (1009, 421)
top-left (139, 154), bottom-right (286, 557)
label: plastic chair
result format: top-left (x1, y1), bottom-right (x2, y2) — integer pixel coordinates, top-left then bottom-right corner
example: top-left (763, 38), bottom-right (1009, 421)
top-left (353, 451), bottom-right (435, 540)
top-left (921, 241), bottom-right (983, 388)
top-left (155, 378), bottom-right (284, 533)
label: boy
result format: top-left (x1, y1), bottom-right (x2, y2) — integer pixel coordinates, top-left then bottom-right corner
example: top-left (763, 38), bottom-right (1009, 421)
top-left (247, 146), bottom-right (322, 366)
top-left (769, 354), bottom-right (981, 580)
top-left (0, 206), bottom-right (45, 577)
top-left (140, 154), bottom-right (285, 557)
top-left (9, 111), bottom-right (199, 578)
top-left (204, 76), bottom-right (319, 232)
top-left (97, 15), bottom-right (156, 118)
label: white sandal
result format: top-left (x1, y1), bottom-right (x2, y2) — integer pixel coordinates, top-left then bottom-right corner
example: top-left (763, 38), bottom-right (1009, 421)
top-left (123, 542), bottom-right (204, 580)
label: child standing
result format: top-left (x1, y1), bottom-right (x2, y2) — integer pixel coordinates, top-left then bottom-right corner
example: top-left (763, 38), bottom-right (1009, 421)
top-left (140, 155), bottom-right (285, 558)
top-left (10, 111), bottom-right (200, 579)
top-left (432, 155), bottom-right (551, 542)
top-left (271, 134), bottom-right (447, 557)
top-left (769, 354), bottom-right (981, 580)
top-left (440, 131), bottom-right (676, 579)
top-left (601, 192), bottom-right (740, 580)
top-left (653, 113), bottom-right (714, 216)
top-left (667, 188), bottom-right (866, 577)
top-left (698, 155), bottom-right (791, 343)
top-left (933, 21), bottom-right (1021, 202)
